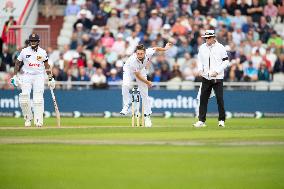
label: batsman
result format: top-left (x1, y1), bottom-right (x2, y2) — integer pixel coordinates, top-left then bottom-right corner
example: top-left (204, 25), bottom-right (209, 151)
top-left (120, 43), bottom-right (173, 127)
top-left (11, 33), bottom-right (55, 127)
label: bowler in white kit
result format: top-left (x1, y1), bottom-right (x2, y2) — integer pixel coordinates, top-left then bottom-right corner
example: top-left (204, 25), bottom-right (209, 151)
top-left (11, 33), bottom-right (55, 127)
top-left (120, 43), bottom-right (172, 127)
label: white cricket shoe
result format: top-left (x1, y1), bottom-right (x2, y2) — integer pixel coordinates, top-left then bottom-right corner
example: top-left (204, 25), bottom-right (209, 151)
top-left (193, 121), bottom-right (206, 128)
top-left (35, 123), bottom-right (42, 127)
top-left (25, 120), bottom-right (32, 127)
top-left (120, 105), bottom-right (129, 115)
top-left (145, 116), bottom-right (152, 127)
top-left (218, 120), bottom-right (225, 127)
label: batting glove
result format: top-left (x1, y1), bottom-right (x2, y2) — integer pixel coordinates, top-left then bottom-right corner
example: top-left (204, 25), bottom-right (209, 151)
top-left (11, 75), bottom-right (20, 88)
top-left (48, 77), bottom-right (56, 89)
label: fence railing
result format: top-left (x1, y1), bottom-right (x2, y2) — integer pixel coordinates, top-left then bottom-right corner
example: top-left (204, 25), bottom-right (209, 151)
top-left (53, 81), bottom-right (284, 91)
top-left (1, 80), bottom-right (283, 91)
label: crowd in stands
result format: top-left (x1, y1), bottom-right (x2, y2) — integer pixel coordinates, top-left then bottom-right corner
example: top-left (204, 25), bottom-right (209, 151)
top-left (1, 0), bottom-right (284, 89)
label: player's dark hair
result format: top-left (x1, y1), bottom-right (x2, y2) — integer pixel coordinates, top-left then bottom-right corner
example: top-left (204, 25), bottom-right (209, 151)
top-left (135, 44), bottom-right (146, 52)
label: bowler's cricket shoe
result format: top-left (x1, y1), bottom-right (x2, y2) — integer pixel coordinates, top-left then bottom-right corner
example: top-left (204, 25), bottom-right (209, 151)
top-left (25, 120), bottom-right (32, 127)
top-left (145, 115), bottom-right (152, 127)
top-left (193, 121), bottom-right (206, 128)
top-left (120, 105), bottom-right (129, 115)
top-left (218, 120), bottom-right (225, 127)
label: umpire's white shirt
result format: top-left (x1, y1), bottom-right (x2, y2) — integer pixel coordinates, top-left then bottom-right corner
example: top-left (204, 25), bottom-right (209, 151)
top-left (197, 41), bottom-right (229, 80)
top-left (17, 46), bottom-right (48, 75)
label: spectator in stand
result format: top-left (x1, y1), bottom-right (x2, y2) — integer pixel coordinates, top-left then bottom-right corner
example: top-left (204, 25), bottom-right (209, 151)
top-left (77, 67), bottom-right (90, 81)
top-left (89, 25), bottom-right (101, 42)
top-left (73, 9), bottom-right (93, 31)
top-left (197, 0), bottom-right (209, 16)
top-left (1, 45), bottom-right (13, 71)
top-left (85, 60), bottom-right (95, 78)
top-left (258, 63), bottom-right (270, 81)
top-left (107, 9), bottom-right (120, 33)
top-left (134, 24), bottom-right (144, 41)
top-left (126, 31), bottom-right (140, 55)
top-left (160, 62), bottom-right (171, 81)
top-left (264, 0), bottom-right (278, 23)
top-left (232, 27), bottom-right (245, 46)
top-left (93, 10), bottom-right (107, 26)
top-left (267, 31), bottom-right (283, 53)
top-left (182, 59), bottom-right (199, 81)
top-left (107, 68), bottom-right (121, 82)
top-left (147, 9), bottom-right (163, 39)
top-left (247, 0), bottom-right (263, 23)
top-left (137, 10), bottom-right (148, 33)
top-left (82, 33), bottom-right (95, 50)
top-left (251, 49), bottom-right (263, 69)
top-left (162, 9), bottom-right (176, 26)
top-left (0, 53), bottom-right (5, 71)
top-left (177, 37), bottom-right (191, 58)
top-left (244, 61), bottom-right (258, 81)
top-left (52, 66), bottom-right (67, 82)
top-left (91, 67), bottom-right (107, 88)
top-left (192, 9), bottom-right (205, 25)
top-left (151, 68), bottom-right (162, 82)
top-left (1, 16), bottom-right (17, 47)
top-left (224, 0), bottom-right (238, 16)
top-left (209, 0), bottom-right (222, 17)
top-left (274, 53), bottom-right (284, 73)
top-left (111, 33), bottom-right (126, 56)
top-left (76, 45), bottom-right (87, 66)
top-left (237, 0), bottom-right (249, 15)
top-left (85, 0), bottom-right (98, 16)
top-left (153, 54), bottom-right (170, 70)
top-left (119, 10), bottom-right (133, 28)
top-left (65, 0), bottom-right (80, 16)
top-left (278, 0), bottom-right (284, 23)
top-left (169, 63), bottom-right (183, 81)
top-left (43, 0), bottom-right (57, 20)
top-left (258, 16), bottom-right (271, 43)
top-left (265, 47), bottom-right (277, 72)
top-left (230, 9), bottom-right (247, 29)
top-left (165, 38), bottom-right (178, 58)
top-left (101, 28), bottom-right (114, 49)
top-left (177, 52), bottom-right (192, 69)
top-left (172, 18), bottom-right (187, 36)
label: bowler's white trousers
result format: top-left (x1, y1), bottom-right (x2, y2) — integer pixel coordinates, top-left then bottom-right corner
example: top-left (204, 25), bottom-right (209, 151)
top-left (122, 69), bottom-right (152, 115)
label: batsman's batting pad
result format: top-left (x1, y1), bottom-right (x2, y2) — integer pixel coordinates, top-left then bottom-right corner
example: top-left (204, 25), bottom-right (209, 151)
top-left (33, 92), bottom-right (44, 125)
top-left (19, 93), bottom-right (33, 121)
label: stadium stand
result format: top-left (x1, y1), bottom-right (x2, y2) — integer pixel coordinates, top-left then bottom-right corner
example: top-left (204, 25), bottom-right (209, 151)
top-left (1, 0), bottom-right (284, 90)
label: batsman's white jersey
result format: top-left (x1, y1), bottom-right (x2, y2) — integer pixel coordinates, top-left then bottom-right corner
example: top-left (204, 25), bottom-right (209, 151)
top-left (17, 46), bottom-right (48, 75)
top-left (17, 46), bottom-right (49, 126)
top-left (122, 48), bottom-right (156, 115)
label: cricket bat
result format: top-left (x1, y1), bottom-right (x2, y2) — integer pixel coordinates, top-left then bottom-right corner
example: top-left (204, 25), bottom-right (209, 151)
top-left (50, 87), bottom-right (60, 127)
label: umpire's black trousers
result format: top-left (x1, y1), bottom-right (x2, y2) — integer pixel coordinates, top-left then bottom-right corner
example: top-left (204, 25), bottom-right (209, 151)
top-left (199, 77), bottom-right (225, 122)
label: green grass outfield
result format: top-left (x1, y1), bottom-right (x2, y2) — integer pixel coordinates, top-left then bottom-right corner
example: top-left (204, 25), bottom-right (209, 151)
top-left (0, 117), bottom-right (284, 189)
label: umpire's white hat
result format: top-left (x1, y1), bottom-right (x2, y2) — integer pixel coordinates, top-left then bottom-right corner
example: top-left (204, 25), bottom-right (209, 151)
top-left (201, 30), bottom-right (216, 38)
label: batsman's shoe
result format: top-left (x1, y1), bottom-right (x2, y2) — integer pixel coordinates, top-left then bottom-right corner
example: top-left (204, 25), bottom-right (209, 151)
top-left (218, 120), bottom-right (225, 127)
top-left (120, 105), bottom-right (129, 115)
top-left (145, 115), bottom-right (152, 127)
top-left (25, 120), bottom-right (32, 127)
top-left (35, 123), bottom-right (42, 127)
top-left (193, 121), bottom-right (206, 128)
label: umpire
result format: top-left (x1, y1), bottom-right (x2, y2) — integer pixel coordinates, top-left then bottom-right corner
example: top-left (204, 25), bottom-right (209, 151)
top-left (193, 30), bottom-right (230, 128)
